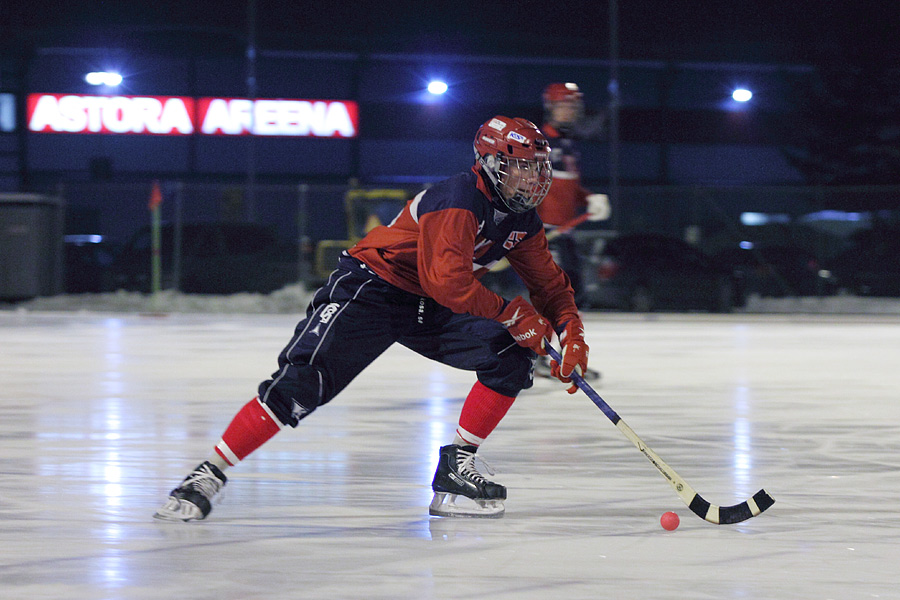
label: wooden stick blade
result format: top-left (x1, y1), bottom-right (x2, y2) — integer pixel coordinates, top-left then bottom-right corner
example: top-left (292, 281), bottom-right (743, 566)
top-left (543, 343), bottom-right (776, 526)
top-left (690, 489), bottom-right (776, 524)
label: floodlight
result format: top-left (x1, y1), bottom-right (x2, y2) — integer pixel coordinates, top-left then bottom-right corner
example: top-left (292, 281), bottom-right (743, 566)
top-left (732, 88), bottom-right (752, 102)
top-left (427, 80), bottom-right (448, 95)
top-left (85, 72), bottom-right (123, 86)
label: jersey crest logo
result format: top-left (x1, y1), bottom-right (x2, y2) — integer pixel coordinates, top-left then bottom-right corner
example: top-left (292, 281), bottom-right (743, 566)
top-left (503, 231), bottom-right (527, 250)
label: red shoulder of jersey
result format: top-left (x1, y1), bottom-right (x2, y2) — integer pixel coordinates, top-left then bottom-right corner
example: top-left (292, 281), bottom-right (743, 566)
top-left (349, 170), bottom-right (576, 323)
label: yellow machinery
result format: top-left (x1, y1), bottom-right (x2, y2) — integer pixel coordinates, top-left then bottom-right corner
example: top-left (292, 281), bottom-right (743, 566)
top-left (314, 187), bottom-right (409, 280)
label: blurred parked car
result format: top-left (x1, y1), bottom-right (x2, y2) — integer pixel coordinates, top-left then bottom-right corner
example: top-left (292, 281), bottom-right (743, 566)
top-left (64, 234), bottom-right (117, 293)
top-left (714, 245), bottom-right (837, 298)
top-left (828, 227), bottom-right (900, 296)
top-left (110, 222), bottom-right (298, 294)
top-left (580, 233), bottom-right (743, 312)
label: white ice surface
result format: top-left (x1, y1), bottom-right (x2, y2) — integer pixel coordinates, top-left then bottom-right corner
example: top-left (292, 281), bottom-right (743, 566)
top-left (2, 296), bottom-right (900, 599)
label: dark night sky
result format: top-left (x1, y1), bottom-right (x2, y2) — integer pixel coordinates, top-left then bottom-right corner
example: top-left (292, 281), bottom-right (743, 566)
top-left (1, 0), bottom-right (898, 65)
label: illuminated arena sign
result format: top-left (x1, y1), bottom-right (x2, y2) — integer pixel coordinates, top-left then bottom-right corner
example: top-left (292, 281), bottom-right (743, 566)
top-left (27, 94), bottom-right (195, 135)
top-left (26, 94), bottom-right (359, 138)
top-left (196, 98), bottom-right (358, 137)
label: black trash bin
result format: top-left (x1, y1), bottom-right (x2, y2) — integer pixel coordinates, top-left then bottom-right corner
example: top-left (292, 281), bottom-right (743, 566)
top-left (0, 193), bottom-right (65, 301)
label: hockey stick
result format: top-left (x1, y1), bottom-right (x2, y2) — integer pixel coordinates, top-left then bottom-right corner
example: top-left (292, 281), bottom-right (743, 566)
top-left (545, 344), bottom-right (774, 524)
top-left (545, 212), bottom-right (591, 241)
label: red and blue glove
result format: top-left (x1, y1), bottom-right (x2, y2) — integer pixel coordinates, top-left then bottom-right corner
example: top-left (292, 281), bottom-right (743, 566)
top-left (497, 296), bottom-right (554, 356)
top-left (550, 318), bottom-right (590, 394)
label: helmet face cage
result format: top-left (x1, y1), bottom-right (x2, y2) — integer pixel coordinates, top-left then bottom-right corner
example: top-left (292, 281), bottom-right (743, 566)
top-left (493, 154), bottom-right (552, 213)
top-left (474, 116), bottom-right (553, 213)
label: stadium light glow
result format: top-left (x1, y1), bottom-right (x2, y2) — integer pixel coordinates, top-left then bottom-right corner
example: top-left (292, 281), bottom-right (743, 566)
top-left (85, 72), bottom-right (123, 87)
top-left (427, 80), bottom-right (448, 95)
top-left (732, 88), bottom-right (752, 102)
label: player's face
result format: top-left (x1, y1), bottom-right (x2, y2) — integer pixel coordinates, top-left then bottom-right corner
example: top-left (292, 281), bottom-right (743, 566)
top-left (498, 158), bottom-right (551, 210)
top-left (550, 100), bottom-right (581, 127)
top-left (499, 162), bottom-right (535, 197)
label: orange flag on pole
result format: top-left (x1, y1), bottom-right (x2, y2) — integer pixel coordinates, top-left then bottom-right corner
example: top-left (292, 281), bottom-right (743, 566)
top-left (148, 180), bottom-right (163, 210)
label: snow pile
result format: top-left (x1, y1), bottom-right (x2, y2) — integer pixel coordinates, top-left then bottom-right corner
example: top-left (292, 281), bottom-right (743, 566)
top-left (743, 293), bottom-right (900, 315)
top-left (9, 284), bottom-right (316, 314)
top-left (6, 285), bottom-right (900, 316)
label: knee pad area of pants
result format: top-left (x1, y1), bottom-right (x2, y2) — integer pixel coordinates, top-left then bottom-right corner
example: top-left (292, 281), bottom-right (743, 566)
top-left (258, 365), bottom-right (328, 427)
top-left (480, 345), bottom-right (535, 396)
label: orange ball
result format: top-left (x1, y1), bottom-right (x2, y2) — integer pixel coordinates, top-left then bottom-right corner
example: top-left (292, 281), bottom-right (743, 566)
top-left (660, 511), bottom-right (680, 531)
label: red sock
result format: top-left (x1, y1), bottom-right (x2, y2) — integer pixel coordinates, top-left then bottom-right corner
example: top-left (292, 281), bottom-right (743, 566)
top-left (214, 397), bottom-right (284, 466)
top-left (455, 381), bottom-right (516, 446)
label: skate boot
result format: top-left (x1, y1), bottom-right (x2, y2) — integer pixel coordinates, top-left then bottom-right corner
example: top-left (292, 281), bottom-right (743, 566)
top-left (429, 444), bottom-right (506, 518)
top-left (581, 366), bottom-right (602, 382)
top-left (153, 461), bottom-right (227, 522)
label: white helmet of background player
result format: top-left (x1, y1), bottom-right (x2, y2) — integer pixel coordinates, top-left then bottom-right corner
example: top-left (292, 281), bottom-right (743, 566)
top-left (543, 82), bottom-right (584, 130)
top-left (473, 116), bottom-right (553, 213)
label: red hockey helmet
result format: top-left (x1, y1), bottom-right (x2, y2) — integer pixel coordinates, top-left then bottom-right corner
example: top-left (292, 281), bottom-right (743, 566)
top-left (473, 116), bottom-right (552, 213)
top-left (543, 82), bottom-right (583, 107)
top-left (543, 82), bottom-right (584, 127)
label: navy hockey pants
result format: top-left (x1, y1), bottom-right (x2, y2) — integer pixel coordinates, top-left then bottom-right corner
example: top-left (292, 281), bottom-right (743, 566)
top-left (258, 256), bottom-right (535, 427)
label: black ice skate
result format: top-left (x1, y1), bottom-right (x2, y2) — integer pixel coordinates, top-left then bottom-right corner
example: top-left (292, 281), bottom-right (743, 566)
top-left (153, 461), bottom-right (227, 522)
top-left (429, 444), bottom-right (506, 518)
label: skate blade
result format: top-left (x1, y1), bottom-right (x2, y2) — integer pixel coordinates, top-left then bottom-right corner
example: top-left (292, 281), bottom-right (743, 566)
top-left (582, 368), bottom-right (601, 382)
top-left (535, 368), bottom-right (600, 381)
top-left (429, 492), bottom-right (505, 518)
top-left (153, 497), bottom-right (207, 522)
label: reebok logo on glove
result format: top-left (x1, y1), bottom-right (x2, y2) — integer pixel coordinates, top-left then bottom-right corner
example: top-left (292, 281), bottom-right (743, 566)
top-left (496, 296), bottom-right (554, 356)
top-left (512, 325), bottom-right (541, 343)
top-left (500, 307), bottom-right (523, 328)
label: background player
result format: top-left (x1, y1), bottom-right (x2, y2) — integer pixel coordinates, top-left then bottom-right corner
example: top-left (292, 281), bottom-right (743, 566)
top-left (535, 82), bottom-right (608, 381)
top-left (154, 115), bottom-right (592, 522)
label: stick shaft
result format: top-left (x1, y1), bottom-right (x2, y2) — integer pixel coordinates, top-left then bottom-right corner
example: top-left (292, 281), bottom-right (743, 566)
top-left (545, 212), bottom-right (591, 241)
top-left (544, 344), bottom-right (774, 524)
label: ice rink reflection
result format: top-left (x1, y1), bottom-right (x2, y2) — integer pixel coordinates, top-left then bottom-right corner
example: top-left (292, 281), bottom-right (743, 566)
top-left (2, 310), bottom-right (900, 599)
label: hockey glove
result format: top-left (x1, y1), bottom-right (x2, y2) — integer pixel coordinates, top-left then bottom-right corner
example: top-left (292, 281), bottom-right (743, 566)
top-left (550, 319), bottom-right (590, 394)
top-left (497, 296), bottom-right (554, 356)
top-left (586, 193), bottom-right (611, 221)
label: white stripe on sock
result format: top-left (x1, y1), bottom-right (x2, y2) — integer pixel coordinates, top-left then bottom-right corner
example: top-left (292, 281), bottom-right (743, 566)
top-left (216, 440), bottom-right (240, 466)
top-left (455, 426), bottom-right (484, 446)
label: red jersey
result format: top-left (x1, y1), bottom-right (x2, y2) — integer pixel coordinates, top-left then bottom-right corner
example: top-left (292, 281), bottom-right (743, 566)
top-left (536, 123), bottom-right (590, 227)
top-left (348, 168), bottom-right (579, 326)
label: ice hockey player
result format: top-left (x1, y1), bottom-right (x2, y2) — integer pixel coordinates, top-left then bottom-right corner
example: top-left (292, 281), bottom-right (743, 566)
top-left (154, 115), bottom-right (591, 522)
top-left (535, 82), bottom-right (608, 382)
